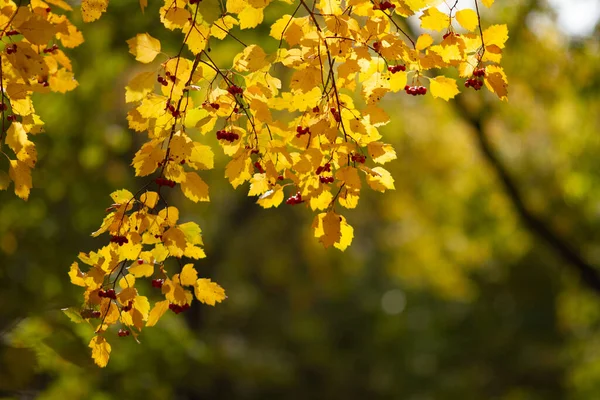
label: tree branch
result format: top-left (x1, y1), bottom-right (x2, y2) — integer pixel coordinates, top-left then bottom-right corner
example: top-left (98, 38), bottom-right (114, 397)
top-left (453, 99), bottom-right (600, 295)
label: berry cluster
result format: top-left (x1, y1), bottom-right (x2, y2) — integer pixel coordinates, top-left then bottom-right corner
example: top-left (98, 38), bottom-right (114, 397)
top-left (43, 44), bottom-right (59, 54)
top-left (372, 41), bottom-right (381, 52)
top-left (5, 30), bottom-right (19, 36)
top-left (216, 129), bottom-right (239, 142)
top-left (6, 44), bottom-right (17, 54)
top-left (285, 192), bottom-right (303, 205)
top-left (351, 153), bottom-right (366, 163)
top-left (157, 76), bottom-right (169, 86)
top-left (296, 125), bottom-right (310, 138)
top-left (227, 85), bottom-right (244, 96)
top-left (0, 103), bottom-right (7, 111)
top-left (98, 288), bottom-right (117, 299)
top-left (151, 278), bottom-right (164, 288)
top-left (165, 71), bottom-right (176, 82)
top-left (7, 115), bottom-right (17, 122)
top-left (110, 235), bottom-right (129, 246)
top-left (442, 32), bottom-right (460, 40)
top-left (319, 176), bottom-right (334, 184)
top-left (118, 329), bottom-right (130, 337)
top-left (155, 177), bottom-right (176, 188)
top-left (165, 102), bottom-right (181, 118)
top-left (387, 65), bottom-right (406, 74)
top-left (315, 163), bottom-right (331, 175)
top-left (169, 303), bottom-right (190, 314)
top-left (122, 300), bottom-right (133, 312)
top-left (465, 68), bottom-right (486, 90)
top-left (209, 102), bottom-right (219, 110)
top-left (372, 1), bottom-right (395, 10)
top-left (404, 85), bottom-right (427, 96)
top-left (330, 107), bottom-right (341, 122)
top-left (312, 105), bottom-right (320, 113)
top-left (80, 309), bottom-right (102, 319)
top-left (254, 161), bottom-right (265, 173)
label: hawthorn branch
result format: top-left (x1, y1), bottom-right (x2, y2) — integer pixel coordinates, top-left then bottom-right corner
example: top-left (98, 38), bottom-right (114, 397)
top-left (453, 99), bottom-right (600, 295)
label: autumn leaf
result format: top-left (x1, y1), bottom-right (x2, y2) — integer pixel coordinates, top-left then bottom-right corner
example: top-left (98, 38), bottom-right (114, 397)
top-left (89, 335), bottom-right (111, 367)
top-left (195, 278), bottom-right (226, 306)
top-left (455, 9), bottom-right (478, 32)
top-left (127, 33), bottom-right (161, 64)
top-left (81, 0), bottom-right (109, 22)
top-left (429, 76), bottom-right (459, 101)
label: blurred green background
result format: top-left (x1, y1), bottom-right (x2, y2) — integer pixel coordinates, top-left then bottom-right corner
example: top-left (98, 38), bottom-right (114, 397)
top-left (2, 0), bottom-right (600, 398)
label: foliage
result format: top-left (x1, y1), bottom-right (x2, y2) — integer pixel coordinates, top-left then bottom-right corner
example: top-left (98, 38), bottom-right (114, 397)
top-left (0, 0), bottom-right (509, 367)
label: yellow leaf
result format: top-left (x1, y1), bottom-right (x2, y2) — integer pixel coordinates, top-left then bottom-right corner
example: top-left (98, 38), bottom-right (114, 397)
top-left (146, 300), bottom-right (170, 327)
top-left (415, 33), bottom-right (434, 50)
top-left (257, 186), bottom-right (284, 208)
top-left (9, 159), bottom-right (32, 200)
top-left (152, 243), bottom-right (169, 263)
top-left (316, 211), bottom-right (341, 248)
top-left (211, 16), bottom-right (239, 39)
top-left (333, 216), bottom-right (354, 251)
top-left (429, 76), bottom-right (459, 101)
top-left (194, 278), bottom-right (226, 306)
top-left (129, 262), bottom-right (154, 277)
top-left (238, 5), bottom-right (263, 29)
top-left (160, 6), bottom-right (190, 30)
top-left (233, 44), bottom-right (269, 73)
top-left (125, 71), bottom-right (155, 103)
top-left (132, 141), bottom-right (164, 177)
top-left (455, 9), bottom-right (478, 31)
top-left (49, 69), bottom-right (79, 93)
top-left (6, 122), bottom-right (28, 155)
top-left (484, 65), bottom-right (508, 101)
top-left (81, 0), bottom-right (109, 22)
top-left (127, 33), bottom-right (161, 64)
top-left (89, 335), bottom-right (111, 368)
top-left (249, 173), bottom-right (270, 196)
top-left (225, 155), bottom-right (252, 188)
top-left (368, 142), bottom-right (397, 164)
top-left (46, 0), bottom-right (73, 11)
top-left (162, 279), bottom-right (189, 305)
top-left (366, 167), bottom-right (395, 192)
top-left (180, 264), bottom-right (198, 286)
top-left (19, 15), bottom-right (56, 45)
top-left (68, 262), bottom-right (86, 287)
top-left (158, 206), bottom-right (179, 225)
top-left (163, 226), bottom-right (186, 257)
top-left (181, 172), bottom-right (210, 202)
top-left (483, 24), bottom-right (508, 49)
top-left (420, 7), bottom-right (448, 31)
top-left (140, 191), bottom-right (159, 208)
top-left (110, 189), bottom-right (133, 204)
top-left (184, 23), bottom-right (210, 54)
top-left (336, 166), bottom-right (362, 190)
top-left (179, 221), bottom-right (203, 245)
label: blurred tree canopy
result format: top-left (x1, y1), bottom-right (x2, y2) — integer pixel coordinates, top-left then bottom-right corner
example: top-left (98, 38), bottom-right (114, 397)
top-left (2, 0), bottom-right (600, 399)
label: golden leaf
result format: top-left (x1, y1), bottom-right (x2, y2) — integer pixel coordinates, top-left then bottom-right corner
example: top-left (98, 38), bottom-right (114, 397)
top-left (194, 278), bottom-right (226, 306)
top-left (455, 9), bottom-right (478, 32)
top-left (429, 76), bottom-right (459, 101)
top-left (146, 300), bottom-right (170, 327)
top-left (127, 33), bottom-right (161, 64)
top-left (81, 0), bottom-right (109, 22)
top-left (180, 264), bottom-right (198, 286)
top-left (89, 335), bottom-right (111, 367)
top-left (180, 172), bottom-right (210, 202)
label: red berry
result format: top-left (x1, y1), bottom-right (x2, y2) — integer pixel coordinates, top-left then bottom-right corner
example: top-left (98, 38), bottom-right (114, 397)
top-left (98, 289), bottom-right (106, 298)
top-left (285, 192), bottom-right (303, 205)
top-left (312, 106), bottom-right (320, 113)
top-left (118, 329), bottom-right (130, 337)
top-left (152, 278), bottom-right (164, 288)
top-left (91, 311), bottom-right (101, 318)
top-left (210, 102), bottom-right (220, 110)
top-left (277, 175), bottom-right (284, 181)
top-left (106, 289), bottom-right (117, 300)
